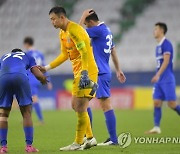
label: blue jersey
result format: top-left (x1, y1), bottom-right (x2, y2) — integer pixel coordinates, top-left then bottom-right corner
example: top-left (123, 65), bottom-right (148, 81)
top-left (86, 22), bottom-right (115, 75)
top-left (26, 50), bottom-right (45, 85)
top-left (155, 38), bottom-right (175, 83)
top-left (0, 51), bottom-right (36, 76)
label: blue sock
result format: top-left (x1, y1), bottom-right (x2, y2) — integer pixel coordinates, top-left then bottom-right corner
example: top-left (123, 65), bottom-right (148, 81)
top-left (87, 107), bottom-right (93, 127)
top-left (0, 128), bottom-right (7, 146)
top-left (104, 110), bottom-right (117, 143)
top-left (154, 107), bottom-right (162, 127)
top-left (33, 103), bottom-right (43, 121)
top-left (24, 127), bottom-right (33, 145)
top-left (174, 105), bottom-right (180, 115)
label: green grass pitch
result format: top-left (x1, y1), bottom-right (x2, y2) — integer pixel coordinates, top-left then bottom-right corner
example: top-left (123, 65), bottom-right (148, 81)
top-left (6, 108), bottom-right (180, 154)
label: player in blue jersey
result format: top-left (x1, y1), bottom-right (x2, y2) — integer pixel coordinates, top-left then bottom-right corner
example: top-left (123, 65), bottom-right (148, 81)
top-left (24, 37), bottom-right (53, 124)
top-left (79, 10), bottom-right (126, 145)
top-left (0, 48), bottom-right (47, 153)
top-left (146, 22), bottom-right (180, 134)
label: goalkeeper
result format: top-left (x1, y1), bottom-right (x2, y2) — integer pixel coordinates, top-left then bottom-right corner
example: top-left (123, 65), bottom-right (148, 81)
top-left (39, 6), bottom-right (98, 151)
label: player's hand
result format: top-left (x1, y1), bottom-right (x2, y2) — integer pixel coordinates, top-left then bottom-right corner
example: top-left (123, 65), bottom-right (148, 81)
top-left (38, 65), bottom-right (46, 73)
top-left (116, 70), bottom-right (126, 83)
top-left (151, 74), bottom-right (160, 83)
top-left (82, 9), bottom-right (94, 18)
top-left (47, 82), bottom-right (53, 90)
top-left (40, 76), bottom-right (49, 85)
top-left (79, 70), bottom-right (90, 89)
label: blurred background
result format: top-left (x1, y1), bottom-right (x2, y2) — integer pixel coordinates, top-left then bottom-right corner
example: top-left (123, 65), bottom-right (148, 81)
top-left (0, 0), bottom-right (180, 110)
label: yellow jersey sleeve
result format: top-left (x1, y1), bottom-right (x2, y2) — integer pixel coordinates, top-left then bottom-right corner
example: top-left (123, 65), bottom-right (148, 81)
top-left (50, 32), bottom-right (68, 69)
top-left (68, 24), bottom-right (88, 71)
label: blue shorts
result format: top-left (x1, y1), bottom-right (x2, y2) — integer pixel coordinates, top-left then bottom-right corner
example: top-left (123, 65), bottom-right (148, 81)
top-left (96, 73), bottom-right (111, 99)
top-left (0, 73), bottom-right (32, 108)
top-left (153, 82), bottom-right (176, 101)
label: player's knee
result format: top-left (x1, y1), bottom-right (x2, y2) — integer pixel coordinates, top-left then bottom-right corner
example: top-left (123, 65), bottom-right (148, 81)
top-left (99, 98), bottom-right (112, 112)
top-left (0, 112), bottom-right (9, 122)
top-left (71, 103), bottom-right (76, 111)
top-left (154, 101), bottom-right (162, 107)
top-left (32, 95), bottom-right (38, 103)
top-left (168, 101), bottom-right (176, 109)
top-left (20, 106), bottom-right (32, 118)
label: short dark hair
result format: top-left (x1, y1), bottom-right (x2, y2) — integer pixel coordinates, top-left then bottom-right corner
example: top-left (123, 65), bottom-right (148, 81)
top-left (24, 37), bottom-right (34, 46)
top-left (155, 22), bottom-right (168, 34)
top-left (11, 48), bottom-right (23, 53)
top-left (85, 10), bottom-right (99, 22)
top-left (49, 6), bottom-right (66, 17)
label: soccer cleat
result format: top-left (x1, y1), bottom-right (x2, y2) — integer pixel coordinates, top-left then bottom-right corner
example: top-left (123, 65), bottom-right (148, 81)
top-left (25, 145), bottom-right (39, 152)
top-left (97, 138), bottom-right (118, 146)
top-left (83, 137), bottom-right (87, 143)
top-left (82, 137), bottom-right (97, 149)
top-left (145, 126), bottom-right (161, 134)
top-left (59, 143), bottom-right (83, 151)
top-left (0, 146), bottom-right (8, 153)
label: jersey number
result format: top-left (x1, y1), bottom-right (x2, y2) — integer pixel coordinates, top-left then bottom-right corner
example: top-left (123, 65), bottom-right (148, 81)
top-left (104, 34), bottom-right (113, 54)
top-left (2, 52), bottom-right (25, 61)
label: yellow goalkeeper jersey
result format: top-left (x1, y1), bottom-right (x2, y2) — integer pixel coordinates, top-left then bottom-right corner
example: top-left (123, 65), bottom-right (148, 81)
top-left (49, 21), bottom-right (98, 78)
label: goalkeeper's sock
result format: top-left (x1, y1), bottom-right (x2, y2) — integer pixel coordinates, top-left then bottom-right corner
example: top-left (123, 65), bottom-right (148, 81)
top-left (104, 110), bottom-right (118, 143)
top-left (174, 105), bottom-right (180, 115)
top-left (75, 112), bottom-right (88, 144)
top-left (154, 107), bottom-right (162, 127)
top-left (33, 103), bottom-right (43, 121)
top-left (87, 107), bottom-right (93, 127)
top-left (24, 127), bottom-right (33, 145)
top-left (0, 128), bottom-right (7, 146)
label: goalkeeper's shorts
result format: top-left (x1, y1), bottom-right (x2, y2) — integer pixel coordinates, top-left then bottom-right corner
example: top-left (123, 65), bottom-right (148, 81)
top-left (72, 72), bottom-right (98, 98)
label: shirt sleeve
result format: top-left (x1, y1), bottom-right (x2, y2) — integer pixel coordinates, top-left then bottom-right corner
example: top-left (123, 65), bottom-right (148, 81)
top-left (26, 53), bottom-right (37, 69)
top-left (162, 41), bottom-right (172, 55)
top-left (49, 33), bottom-right (68, 69)
top-left (69, 25), bottom-right (88, 71)
top-left (86, 26), bottom-right (102, 38)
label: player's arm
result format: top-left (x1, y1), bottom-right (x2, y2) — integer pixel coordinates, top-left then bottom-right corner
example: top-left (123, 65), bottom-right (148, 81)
top-left (31, 66), bottom-right (48, 85)
top-left (79, 9), bottom-right (94, 26)
top-left (111, 47), bottom-right (126, 83)
top-left (27, 54), bottom-right (48, 85)
top-left (151, 53), bottom-right (170, 83)
top-left (39, 38), bottom-right (68, 73)
top-left (41, 54), bottom-right (53, 90)
top-left (69, 26), bottom-right (90, 88)
top-left (70, 27), bottom-right (88, 71)
top-left (79, 9), bottom-right (101, 38)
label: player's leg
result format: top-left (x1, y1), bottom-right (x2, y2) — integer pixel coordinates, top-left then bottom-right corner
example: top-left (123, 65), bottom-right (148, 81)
top-left (87, 107), bottom-right (93, 127)
top-left (60, 96), bottom-right (90, 151)
top-left (0, 74), bottom-right (14, 153)
top-left (0, 108), bottom-right (11, 153)
top-left (145, 83), bottom-right (163, 134)
top-left (98, 97), bottom-right (118, 145)
top-left (60, 74), bottom-right (97, 151)
top-left (168, 101), bottom-right (180, 115)
top-left (163, 82), bottom-right (180, 115)
top-left (32, 95), bottom-right (44, 123)
top-left (74, 96), bottom-right (96, 150)
top-left (14, 74), bottom-right (38, 152)
top-left (31, 84), bottom-right (44, 123)
top-left (96, 73), bottom-right (118, 145)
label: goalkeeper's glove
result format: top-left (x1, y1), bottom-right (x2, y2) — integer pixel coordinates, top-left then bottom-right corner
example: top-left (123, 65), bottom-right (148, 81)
top-left (79, 70), bottom-right (90, 89)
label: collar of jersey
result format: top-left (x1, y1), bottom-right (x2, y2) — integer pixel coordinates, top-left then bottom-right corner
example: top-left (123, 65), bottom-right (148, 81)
top-left (97, 22), bottom-right (104, 26)
top-left (158, 36), bottom-right (166, 46)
